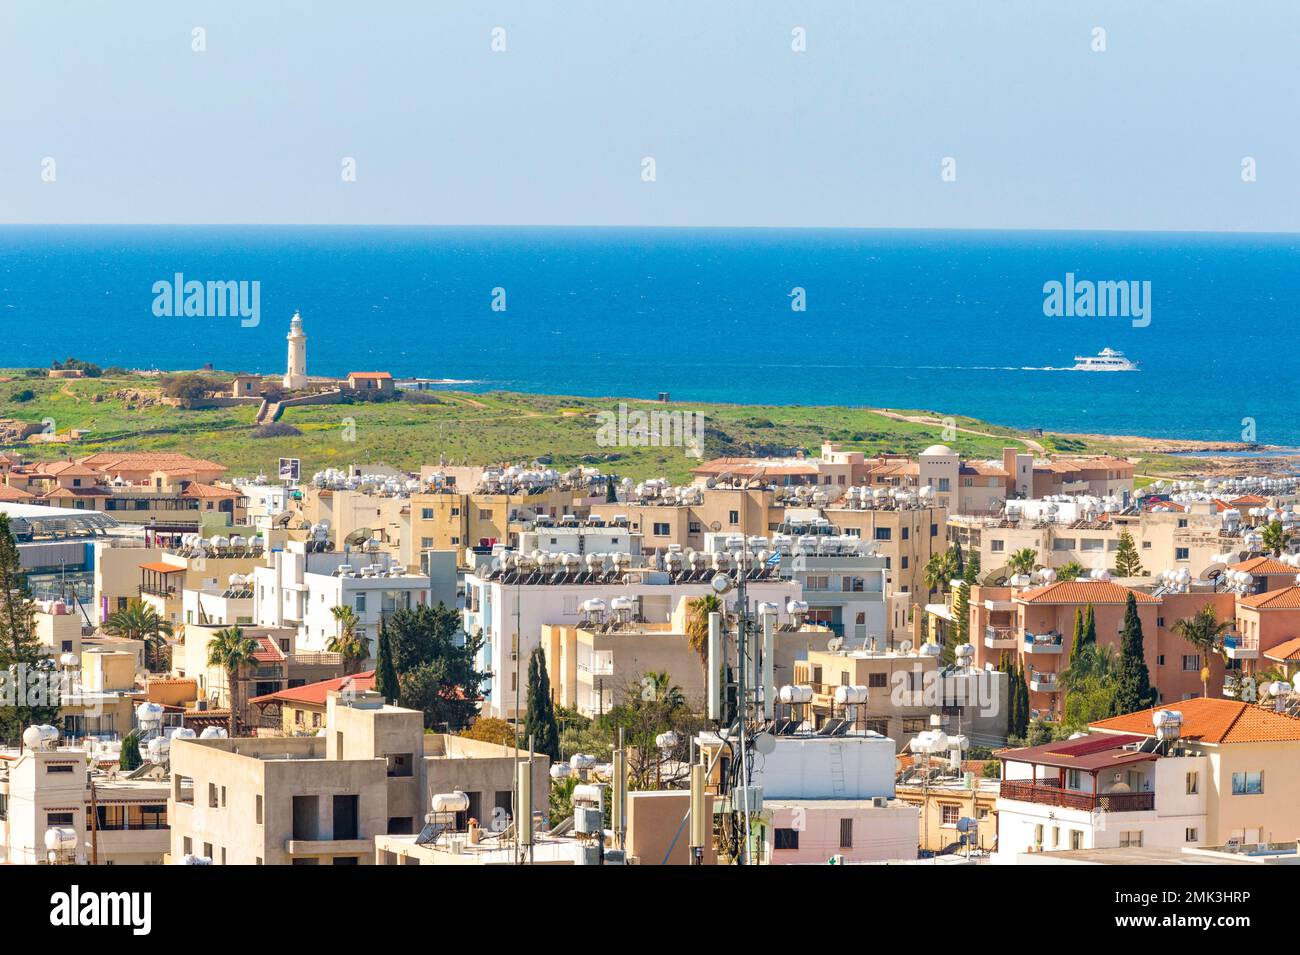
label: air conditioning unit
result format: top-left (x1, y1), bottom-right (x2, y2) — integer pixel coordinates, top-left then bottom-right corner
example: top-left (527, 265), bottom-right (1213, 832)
top-left (871, 796), bottom-right (888, 808)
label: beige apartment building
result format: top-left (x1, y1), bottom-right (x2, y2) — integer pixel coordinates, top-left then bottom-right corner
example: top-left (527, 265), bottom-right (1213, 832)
top-left (792, 646), bottom-right (1009, 749)
top-left (0, 739), bottom-right (174, 865)
top-left (588, 486), bottom-right (784, 552)
top-left (821, 502), bottom-right (948, 602)
top-left (896, 775), bottom-right (1000, 854)
top-left (410, 486), bottom-right (585, 562)
top-left (168, 690), bottom-right (547, 864)
top-left (540, 598), bottom-right (835, 717)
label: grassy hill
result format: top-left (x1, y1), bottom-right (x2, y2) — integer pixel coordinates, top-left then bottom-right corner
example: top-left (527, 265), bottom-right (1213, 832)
top-left (0, 367), bottom-right (1182, 482)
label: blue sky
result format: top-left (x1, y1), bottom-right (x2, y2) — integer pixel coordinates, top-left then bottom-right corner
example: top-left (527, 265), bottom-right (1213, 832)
top-left (1, 0), bottom-right (1296, 230)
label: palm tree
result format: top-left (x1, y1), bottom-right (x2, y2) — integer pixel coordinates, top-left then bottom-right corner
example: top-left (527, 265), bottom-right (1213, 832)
top-left (923, 550), bottom-right (957, 595)
top-left (104, 599), bottom-right (174, 673)
top-left (328, 605), bottom-right (369, 675)
top-left (643, 670), bottom-right (686, 709)
top-left (1171, 606), bottom-right (1233, 697)
top-left (206, 626), bottom-right (260, 737)
top-left (1007, 548), bottom-right (1039, 577)
top-left (685, 594), bottom-right (724, 673)
top-left (1057, 561), bottom-right (1085, 582)
top-left (1262, 520), bottom-right (1290, 557)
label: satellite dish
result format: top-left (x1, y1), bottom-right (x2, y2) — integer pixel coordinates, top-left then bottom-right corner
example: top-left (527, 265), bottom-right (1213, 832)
top-left (827, 636), bottom-right (844, 652)
top-left (343, 528), bottom-right (373, 547)
top-left (899, 639), bottom-right (913, 653)
top-left (753, 732), bottom-right (777, 756)
top-left (709, 520), bottom-right (722, 532)
top-left (711, 573), bottom-right (734, 595)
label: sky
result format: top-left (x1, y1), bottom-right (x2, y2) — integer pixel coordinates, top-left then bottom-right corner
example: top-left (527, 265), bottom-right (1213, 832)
top-left (0, 0), bottom-right (1296, 230)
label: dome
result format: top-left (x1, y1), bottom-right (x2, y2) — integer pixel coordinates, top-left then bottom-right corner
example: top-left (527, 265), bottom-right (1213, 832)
top-left (921, 444), bottom-right (955, 457)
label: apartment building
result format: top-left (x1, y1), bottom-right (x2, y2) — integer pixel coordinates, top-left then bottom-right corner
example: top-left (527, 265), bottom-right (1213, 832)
top-left (696, 730), bottom-right (918, 864)
top-left (896, 774), bottom-right (1000, 854)
top-left (541, 598), bottom-right (834, 717)
top-left (251, 539), bottom-right (437, 655)
top-left (792, 646), bottom-right (1009, 750)
top-left (995, 698), bottom-right (1300, 858)
top-left (465, 554), bottom-right (800, 719)
top-left (167, 690), bottom-right (547, 864)
top-left (0, 731), bottom-right (175, 865)
top-left (589, 484), bottom-right (784, 552)
top-left (821, 497), bottom-right (948, 603)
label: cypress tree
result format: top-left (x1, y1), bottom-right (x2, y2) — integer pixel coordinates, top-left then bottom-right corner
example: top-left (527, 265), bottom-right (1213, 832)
top-left (120, 731), bottom-right (142, 771)
top-left (951, 544), bottom-right (965, 580)
top-left (963, 550), bottom-right (981, 586)
top-left (523, 646), bottom-right (560, 760)
top-left (605, 479), bottom-right (618, 503)
top-left (1069, 607), bottom-right (1085, 667)
top-left (374, 617), bottom-right (399, 703)
top-left (1114, 592), bottom-right (1157, 714)
top-left (1083, 604), bottom-right (1097, 647)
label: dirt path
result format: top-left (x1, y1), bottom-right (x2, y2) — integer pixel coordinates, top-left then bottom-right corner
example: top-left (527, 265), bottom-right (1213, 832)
top-left (871, 408), bottom-right (1045, 454)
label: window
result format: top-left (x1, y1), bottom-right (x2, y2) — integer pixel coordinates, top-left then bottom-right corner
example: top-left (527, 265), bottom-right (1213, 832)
top-left (421, 537), bottom-right (433, 549)
top-left (1185, 771), bottom-right (1198, 795)
top-left (386, 753), bottom-right (413, 778)
top-left (839, 818), bottom-right (853, 849)
top-left (652, 522), bottom-right (670, 537)
top-left (901, 527), bottom-right (909, 540)
top-left (387, 816), bottom-right (415, 835)
top-left (478, 509), bottom-right (492, 519)
top-left (941, 805), bottom-right (959, 826)
top-left (46, 764), bottom-right (74, 774)
top-left (1033, 824), bottom-right (1043, 848)
top-left (902, 717), bottom-right (927, 733)
top-left (874, 528), bottom-right (892, 541)
top-left (931, 524), bottom-right (939, 537)
top-left (1175, 547), bottom-right (1189, 561)
top-left (728, 510), bottom-right (739, 525)
top-left (1069, 830), bottom-right (1084, 850)
top-left (355, 594), bottom-right (367, 612)
top-left (1182, 654), bottom-right (1201, 672)
top-left (421, 508), bottom-right (433, 519)
top-left (1119, 831), bottom-right (1143, 848)
top-left (990, 540), bottom-right (1004, 553)
top-left (1186, 828), bottom-right (1199, 842)
top-left (256, 795), bottom-right (263, 825)
top-left (1231, 771), bottom-right (1264, 795)
top-left (868, 672), bottom-right (887, 688)
top-left (774, 828), bottom-right (800, 850)
top-left (332, 795), bottom-right (360, 841)
top-left (1178, 518), bottom-right (1188, 528)
top-left (47, 811), bottom-right (75, 827)
top-left (209, 783), bottom-right (219, 808)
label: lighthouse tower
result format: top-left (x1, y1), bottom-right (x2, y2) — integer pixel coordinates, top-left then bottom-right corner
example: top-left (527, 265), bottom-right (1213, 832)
top-left (283, 311), bottom-right (307, 390)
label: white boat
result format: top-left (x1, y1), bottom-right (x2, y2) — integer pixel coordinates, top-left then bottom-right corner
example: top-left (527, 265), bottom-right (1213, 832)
top-left (1072, 348), bottom-right (1138, 372)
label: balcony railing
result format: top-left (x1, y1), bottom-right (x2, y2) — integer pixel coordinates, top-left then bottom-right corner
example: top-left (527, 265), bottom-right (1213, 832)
top-left (1223, 633), bottom-right (1257, 660)
top-left (984, 626), bottom-right (1017, 648)
top-left (1000, 779), bottom-right (1154, 813)
top-left (1024, 630), bottom-right (1063, 653)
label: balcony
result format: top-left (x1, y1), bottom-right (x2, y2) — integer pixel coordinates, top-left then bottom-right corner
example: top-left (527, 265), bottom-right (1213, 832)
top-left (1223, 633), bottom-right (1257, 661)
top-left (1024, 630), bottom-right (1063, 654)
top-left (284, 838), bottom-right (373, 857)
top-left (984, 626), bottom-right (1017, 649)
top-left (1028, 672), bottom-right (1060, 693)
top-left (577, 651), bottom-right (614, 677)
top-left (1000, 779), bottom-right (1154, 813)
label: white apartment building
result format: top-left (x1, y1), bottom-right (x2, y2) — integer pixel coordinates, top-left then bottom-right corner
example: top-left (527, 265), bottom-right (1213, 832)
top-left (464, 554), bottom-right (801, 719)
top-left (252, 540), bottom-right (436, 656)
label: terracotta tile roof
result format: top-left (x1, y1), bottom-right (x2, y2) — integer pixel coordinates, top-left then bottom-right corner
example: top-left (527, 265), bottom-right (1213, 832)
top-left (1015, 580), bottom-right (1160, 605)
top-left (252, 635), bottom-right (285, 664)
top-left (181, 482), bottom-right (241, 500)
top-left (1230, 495), bottom-right (1269, 506)
top-left (40, 486), bottom-right (110, 498)
top-left (1231, 556), bottom-right (1297, 576)
top-left (79, 452), bottom-right (227, 474)
top-left (1239, 586), bottom-right (1300, 610)
top-left (139, 561), bottom-right (185, 574)
top-left (248, 670), bottom-right (375, 707)
top-left (1091, 697), bottom-right (1300, 744)
top-left (960, 462), bottom-right (1009, 477)
top-left (0, 484), bottom-right (34, 501)
top-left (347, 371), bottom-right (393, 380)
top-left (1264, 636), bottom-right (1300, 663)
top-left (36, 461), bottom-right (105, 477)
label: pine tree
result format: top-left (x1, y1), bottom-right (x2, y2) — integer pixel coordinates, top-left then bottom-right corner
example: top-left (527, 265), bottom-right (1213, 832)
top-left (0, 514), bottom-right (58, 744)
top-left (1069, 607), bottom-right (1085, 667)
top-left (1114, 592), bottom-right (1157, 714)
top-left (120, 731), bottom-right (142, 771)
top-left (374, 617), bottom-right (399, 703)
top-left (1083, 604), bottom-right (1097, 647)
top-left (1113, 531), bottom-right (1144, 577)
top-left (523, 646), bottom-right (560, 760)
top-left (963, 550), bottom-right (981, 586)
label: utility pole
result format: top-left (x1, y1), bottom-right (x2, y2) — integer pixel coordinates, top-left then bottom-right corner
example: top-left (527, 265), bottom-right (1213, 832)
top-left (89, 775), bottom-right (99, 866)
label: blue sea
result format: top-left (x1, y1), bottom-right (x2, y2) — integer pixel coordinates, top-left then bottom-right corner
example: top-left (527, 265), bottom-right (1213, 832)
top-left (1, 226), bottom-right (1296, 443)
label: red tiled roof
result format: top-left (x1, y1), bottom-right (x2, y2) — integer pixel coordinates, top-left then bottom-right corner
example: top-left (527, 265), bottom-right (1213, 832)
top-left (1264, 636), bottom-right (1300, 663)
top-left (249, 670), bottom-right (375, 707)
top-left (181, 482), bottom-right (241, 500)
top-left (79, 452), bottom-right (227, 474)
top-left (1015, 580), bottom-right (1160, 605)
top-left (1231, 556), bottom-right (1297, 576)
top-left (347, 371), bottom-right (393, 380)
top-left (252, 635), bottom-right (285, 664)
top-left (0, 484), bottom-right (34, 501)
top-left (139, 561), bottom-right (185, 574)
top-left (1239, 586), bottom-right (1300, 610)
top-left (1091, 698), bottom-right (1300, 744)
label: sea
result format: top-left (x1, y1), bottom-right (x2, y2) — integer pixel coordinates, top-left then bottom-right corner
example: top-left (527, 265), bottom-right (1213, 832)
top-left (0, 226), bottom-right (1296, 444)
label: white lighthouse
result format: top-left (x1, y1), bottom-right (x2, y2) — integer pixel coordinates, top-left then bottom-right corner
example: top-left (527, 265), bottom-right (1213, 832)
top-left (283, 311), bottom-right (307, 390)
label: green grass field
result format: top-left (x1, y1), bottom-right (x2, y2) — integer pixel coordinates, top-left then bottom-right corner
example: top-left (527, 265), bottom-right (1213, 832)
top-left (0, 368), bottom-right (1183, 482)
